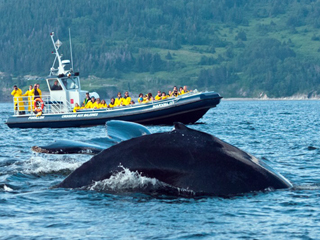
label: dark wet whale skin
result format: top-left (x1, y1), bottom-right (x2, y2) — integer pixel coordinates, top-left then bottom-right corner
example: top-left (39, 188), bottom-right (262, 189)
top-left (57, 123), bottom-right (292, 196)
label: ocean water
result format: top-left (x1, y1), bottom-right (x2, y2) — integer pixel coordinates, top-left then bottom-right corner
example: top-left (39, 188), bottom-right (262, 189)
top-left (1, 100), bottom-right (320, 239)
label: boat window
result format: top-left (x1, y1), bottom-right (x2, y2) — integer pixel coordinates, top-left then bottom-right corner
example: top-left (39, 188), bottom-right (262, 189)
top-left (61, 77), bottom-right (79, 90)
top-left (49, 79), bottom-right (63, 91)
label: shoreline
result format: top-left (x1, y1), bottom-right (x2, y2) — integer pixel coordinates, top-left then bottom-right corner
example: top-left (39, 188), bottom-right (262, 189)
top-left (1, 98), bottom-right (320, 104)
top-left (2, 94), bottom-right (320, 104)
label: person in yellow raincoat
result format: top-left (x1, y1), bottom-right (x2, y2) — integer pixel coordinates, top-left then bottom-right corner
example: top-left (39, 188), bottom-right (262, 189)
top-left (180, 86), bottom-right (190, 94)
top-left (30, 84), bottom-right (42, 111)
top-left (122, 92), bottom-right (131, 106)
top-left (85, 96), bottom-right (96, 108)
top-left (143, 93), bottom-right (153, 103)
top-left (100, 100), bottom-right (108, 108)
top-left (155, 91), bottom-right (162, 100)
top-left (31, 84), bottom-right (42, 100)
top-left (115, 92), bottom-right (124, 106)
top-left (73, 103), bottom-right (81, 112)
top-left (161, 92), bottom-right (168, 100)
top-left (11, 85), bottom-right (25, 114)
top-left (80, 103), bottom-right (86, 110)
top-left (23, 85), bottom-right (33, 112)
top-left (108, 98), bottom-right (116, 108)
top-left (92, 98), bottom-right (101, 109)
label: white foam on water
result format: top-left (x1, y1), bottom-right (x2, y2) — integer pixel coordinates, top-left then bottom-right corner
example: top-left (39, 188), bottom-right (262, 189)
top-left (3, 185), bottom-right (13, 192)
top-left (87, 165), bottom-right (196, 197)
top-left (88, 166), bottom-right (160, 192)
top-left (22, 155), bottom-right (85, 175)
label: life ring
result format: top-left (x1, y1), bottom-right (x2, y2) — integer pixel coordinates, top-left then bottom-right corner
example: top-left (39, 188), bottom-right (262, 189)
top-left (34, 98), bottom-right (44, 112)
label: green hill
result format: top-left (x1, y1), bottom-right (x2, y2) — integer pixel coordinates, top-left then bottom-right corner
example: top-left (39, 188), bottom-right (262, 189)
top-left (1, 0), bottom-right (320, 100)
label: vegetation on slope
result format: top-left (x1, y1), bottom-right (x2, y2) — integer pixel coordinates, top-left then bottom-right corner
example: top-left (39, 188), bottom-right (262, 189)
top-left (1, 0), bottom-right (320, 100)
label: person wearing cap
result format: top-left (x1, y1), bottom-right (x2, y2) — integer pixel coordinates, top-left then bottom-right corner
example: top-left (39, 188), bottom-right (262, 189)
top-left (11, 85), bottom-right (25, 114)
top-left (83, 92), bottom-right (91, 105)
top-left (85, 96), bottom-right (96, 108)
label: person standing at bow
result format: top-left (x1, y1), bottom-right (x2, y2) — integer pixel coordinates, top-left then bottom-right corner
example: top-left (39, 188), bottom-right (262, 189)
top-left (31, 84), bottom-right (42, 100)
top-left (36, 83), bottom-right (42, 98)
top-left (31, 84), bottom-right (42, 111)
top-left (11, 85), bottom-right (25, 115)
top-left (23, 85), bottom-right (33, 112)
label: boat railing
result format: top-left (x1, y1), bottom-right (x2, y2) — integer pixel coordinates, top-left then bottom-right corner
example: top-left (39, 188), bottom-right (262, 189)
top-left (12, 95), bottom-right (73, 116)
top-left (11, 90), bottom-right (203, 116)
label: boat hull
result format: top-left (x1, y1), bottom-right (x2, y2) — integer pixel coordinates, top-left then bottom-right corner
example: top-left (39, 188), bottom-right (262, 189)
top-left (6, 92), bottom-right (221, 128)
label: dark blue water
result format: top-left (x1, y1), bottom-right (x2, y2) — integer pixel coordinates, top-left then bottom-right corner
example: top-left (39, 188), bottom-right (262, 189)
top-left (1, 100), bottom-right (320, 239)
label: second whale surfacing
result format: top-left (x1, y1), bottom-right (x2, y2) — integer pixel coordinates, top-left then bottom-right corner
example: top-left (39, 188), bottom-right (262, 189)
top-left (55, 121), bottom-right (292, 197)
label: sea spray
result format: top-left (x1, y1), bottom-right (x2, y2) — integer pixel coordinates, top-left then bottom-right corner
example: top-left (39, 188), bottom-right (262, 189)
top-left (88, 165), bottom-right (159, 192)
top-left (87, 165), bottom-right (196, 196)
top-left (22, 155), bottom-right (86, 175)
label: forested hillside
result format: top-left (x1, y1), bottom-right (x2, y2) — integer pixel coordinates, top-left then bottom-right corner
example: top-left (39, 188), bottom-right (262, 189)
top-left (1, 0), bottom-right (320, 100)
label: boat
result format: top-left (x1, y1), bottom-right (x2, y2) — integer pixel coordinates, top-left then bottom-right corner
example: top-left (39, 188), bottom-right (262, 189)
top-left (6, 32), bottom-right (222, 129)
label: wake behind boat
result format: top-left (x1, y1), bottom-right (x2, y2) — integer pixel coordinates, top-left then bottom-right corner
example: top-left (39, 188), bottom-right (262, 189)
top-left (6, 32), bottom-right (222, 129)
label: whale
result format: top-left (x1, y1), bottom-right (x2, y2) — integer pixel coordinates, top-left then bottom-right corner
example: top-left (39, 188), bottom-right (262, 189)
top-left (52, 121), bottom-right (292, 197)
top-left (32, 120), bottom-right (151, 155)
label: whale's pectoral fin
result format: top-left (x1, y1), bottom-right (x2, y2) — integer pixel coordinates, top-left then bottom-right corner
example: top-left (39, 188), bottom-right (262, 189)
top-left (105, 120), bottom-right (151, 141)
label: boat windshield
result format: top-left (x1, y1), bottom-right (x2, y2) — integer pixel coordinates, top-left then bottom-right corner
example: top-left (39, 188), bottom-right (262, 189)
top-left (48, 79), bottom-right (63, 91)
top-left (61, 77), bottom-right (79, 90)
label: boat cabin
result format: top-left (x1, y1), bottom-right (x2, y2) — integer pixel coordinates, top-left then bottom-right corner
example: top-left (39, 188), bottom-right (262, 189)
top-left (46, 74), bottom-right (86, 113)
top-left (11, 32), bottom-right (97, 115)
top-left (43, 32), bottom-right (93, 112)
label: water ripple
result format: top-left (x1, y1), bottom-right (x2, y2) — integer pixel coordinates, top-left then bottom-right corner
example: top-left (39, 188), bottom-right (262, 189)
top-left (0, 101), bottom-right (320, 239)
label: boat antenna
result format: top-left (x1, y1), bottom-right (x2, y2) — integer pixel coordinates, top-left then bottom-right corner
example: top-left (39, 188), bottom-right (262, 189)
top-left (69, 28), bottom-right (74, 71)
top-left (50, 32), bottom-right (64, 75)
